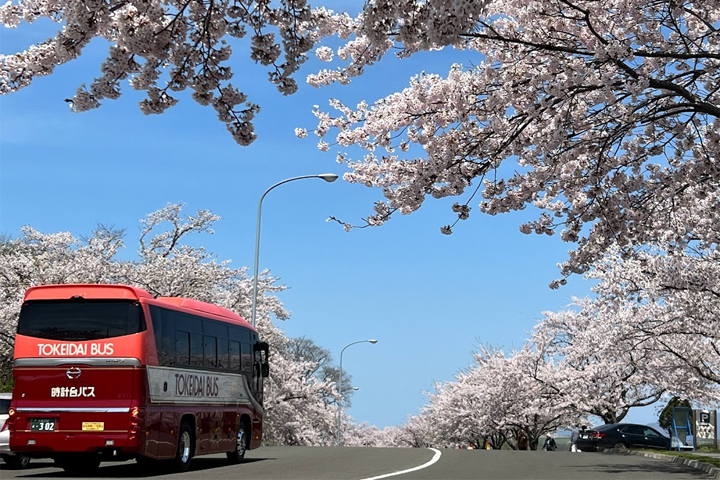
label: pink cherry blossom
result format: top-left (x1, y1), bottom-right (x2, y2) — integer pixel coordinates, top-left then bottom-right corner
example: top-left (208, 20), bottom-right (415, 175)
top-left (307, 0), bottom-right (720, 280)
top-left (0, 0), bottom-right (317, 145)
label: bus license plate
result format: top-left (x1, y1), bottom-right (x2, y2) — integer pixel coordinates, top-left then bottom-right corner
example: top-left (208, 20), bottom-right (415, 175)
top-left (82, 422), bottom-right (104, 431)
top-left (30, 419), bottom-right (56, 432)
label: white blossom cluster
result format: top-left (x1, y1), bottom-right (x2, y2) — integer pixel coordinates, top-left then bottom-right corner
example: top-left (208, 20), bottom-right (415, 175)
top-left (0, 0), bottom-right (317, 145)
top-left (307, 0), bottom-right (720, 279)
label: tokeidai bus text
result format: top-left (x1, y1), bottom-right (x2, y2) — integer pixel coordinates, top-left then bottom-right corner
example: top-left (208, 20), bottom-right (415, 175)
top-left (37, 342), bottom-right (114, 356)
top-left (175, 373), bottom-right (219, 397)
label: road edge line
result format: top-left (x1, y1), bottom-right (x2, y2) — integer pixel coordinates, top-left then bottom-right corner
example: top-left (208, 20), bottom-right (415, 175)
top-left (360, 448), bottom-right (442, 480)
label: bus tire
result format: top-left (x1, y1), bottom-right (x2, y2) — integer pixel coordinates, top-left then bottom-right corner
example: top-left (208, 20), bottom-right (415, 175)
top-left (226, 421), bottom-right (248, 464)
top-left (173, 421), bottom-right (194, 472)
top-left (2, 454), bottom-right (31, 469)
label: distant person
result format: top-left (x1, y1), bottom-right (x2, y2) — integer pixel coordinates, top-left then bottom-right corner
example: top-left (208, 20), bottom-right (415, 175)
top-left (570, 426), bottom-right (580, 452)
top-left (542, 434), bottom-right (557, 451)
top-left (485, 441), bottom-right (493, 450)
top-left (517, 430), bottom-right (529, 450)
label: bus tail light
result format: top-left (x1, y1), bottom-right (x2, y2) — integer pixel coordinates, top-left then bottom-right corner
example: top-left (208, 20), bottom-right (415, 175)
top-left (6, 408), bottom-right (15, 433)
top-left (129, 407), bottom-right (140, 440)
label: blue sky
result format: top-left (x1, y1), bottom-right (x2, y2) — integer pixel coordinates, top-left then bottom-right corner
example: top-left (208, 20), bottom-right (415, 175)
top-left (0, 17), bottom-right (658, 429)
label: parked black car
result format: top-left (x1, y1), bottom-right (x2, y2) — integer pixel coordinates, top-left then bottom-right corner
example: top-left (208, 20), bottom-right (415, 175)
top-left (576, 423), bottom-right (671, 452)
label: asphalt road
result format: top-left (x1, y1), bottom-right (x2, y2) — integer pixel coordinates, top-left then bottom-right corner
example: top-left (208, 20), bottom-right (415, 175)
top-left (0, 447), bottom-right (714, 479)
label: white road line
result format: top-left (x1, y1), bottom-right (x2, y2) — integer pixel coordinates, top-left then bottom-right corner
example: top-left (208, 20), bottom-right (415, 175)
top-left (361, 448), bottom-right (442, 480)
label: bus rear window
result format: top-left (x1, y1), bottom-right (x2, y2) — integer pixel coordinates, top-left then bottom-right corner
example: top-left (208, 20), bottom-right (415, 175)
top-left (18, 300), bottom-right (146, 341)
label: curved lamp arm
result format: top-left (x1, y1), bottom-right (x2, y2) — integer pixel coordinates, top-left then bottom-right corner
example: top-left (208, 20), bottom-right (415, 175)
top-left (336, 338), bottom-right (378, 446)
top-left (250, 173), bottom-right (338, 328)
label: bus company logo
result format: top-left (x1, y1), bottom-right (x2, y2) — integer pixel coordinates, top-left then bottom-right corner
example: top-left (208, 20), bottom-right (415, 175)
top-left (175, 373), bottom-right (219, 397)
top-left (51, 386), bottom-right (95, 398)
top-left (37, 342), bottom-right (115, 356)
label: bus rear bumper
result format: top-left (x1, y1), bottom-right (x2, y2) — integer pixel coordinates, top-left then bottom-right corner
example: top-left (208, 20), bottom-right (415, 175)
top-left (11, 431), bottom-right (142, 456)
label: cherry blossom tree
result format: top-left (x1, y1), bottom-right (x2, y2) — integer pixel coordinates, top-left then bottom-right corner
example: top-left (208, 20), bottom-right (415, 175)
top-left (395, 243), bottom-right (720, 447)
top-left (262, 350), bottom-right (338, 445)
top-left (582, 247), bottom-right (720, 403)
top-left (474, 346), bottom-right (578, 450)
top-left (413, 345), bottom-right (576, 450)
top-left (308, 0), bottom-right (720, 281)
top-left (0, 203), bottom-right (343, 445)
top-left (525, 245), bottom-right (720, 426)
top-left (285, 336), bottom-right (356, 407)
top-left (341, 422), bottom-right (404, 447)
top-left (531, 300), bottom-right (667, 424)
top-left (1, 0), bottom-right (318, 145)
top-left (388, 413), bottom-right (436, 448)
top-left (6, 1), bottom-right (719, 283)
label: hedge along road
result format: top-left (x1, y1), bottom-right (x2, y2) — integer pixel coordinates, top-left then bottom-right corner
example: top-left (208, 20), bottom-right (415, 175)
top-left (0, 447), bottom-right (714, 479)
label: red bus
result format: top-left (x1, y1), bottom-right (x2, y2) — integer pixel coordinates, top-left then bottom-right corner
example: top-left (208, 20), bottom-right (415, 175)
top-left (7, 284), bottom-right (269, 473)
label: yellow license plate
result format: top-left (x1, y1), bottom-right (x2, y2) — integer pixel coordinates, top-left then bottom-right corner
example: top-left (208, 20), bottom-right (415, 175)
top-left (82, 422), bottom-right (104, 431)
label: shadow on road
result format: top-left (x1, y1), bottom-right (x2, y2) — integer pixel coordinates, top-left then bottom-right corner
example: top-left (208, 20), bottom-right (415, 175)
top-left (0, 461), bottom-right (57, 472)
top-left (575, 461), bottom-right (710, 478)
top-left (1, 456), bottom-right (273, 478)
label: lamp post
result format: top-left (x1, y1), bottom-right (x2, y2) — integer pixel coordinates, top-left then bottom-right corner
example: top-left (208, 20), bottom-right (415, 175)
top-left (336, 339), bottom-right (378, 446)
top-left (250, 173), bottom-right (338, 328)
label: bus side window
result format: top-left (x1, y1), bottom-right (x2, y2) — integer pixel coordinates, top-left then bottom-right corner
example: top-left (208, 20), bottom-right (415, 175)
top-left (204, 335), bottom-right (217, 368)
top-left (161, 312), bottom-right (175, 366)
top-left (217, 338), bottom-right (229, 370)
top-left (190, 334), bottom-right (203, 367)
top-left (150, 306), bottom-right (176, 367)
top-left (229, 341), bottom-right (240, 371)
top-left (203, 320), bottom-right (227, 370)
top-left (176, 331), bottom-right (190, 366)
top-left (241, 342), bottom-right (252, 373)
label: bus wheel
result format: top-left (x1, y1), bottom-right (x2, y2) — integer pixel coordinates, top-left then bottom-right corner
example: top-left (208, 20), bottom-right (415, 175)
top-left (226, 421), bottom-right (248, 464)
top-left (2, 454), bottom-right (31, 469)
top-left (173, 421), bottom-right (194, 472)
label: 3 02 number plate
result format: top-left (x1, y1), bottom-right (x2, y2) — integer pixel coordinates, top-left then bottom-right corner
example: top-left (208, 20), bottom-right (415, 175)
top-left (30, 418), bottom-right (56, 432)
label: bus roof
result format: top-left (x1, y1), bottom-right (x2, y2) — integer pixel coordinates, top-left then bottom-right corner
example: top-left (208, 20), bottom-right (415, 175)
top-left (23, 284), bottom-right (154, 301)
top-left (155, 297), bottom-right (250, 327)
top-left (22, 284), bottom-right (252, 329)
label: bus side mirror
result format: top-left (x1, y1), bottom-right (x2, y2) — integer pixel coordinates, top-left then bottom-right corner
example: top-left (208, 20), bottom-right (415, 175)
top-left (261, 363), bottom-right (269, 377)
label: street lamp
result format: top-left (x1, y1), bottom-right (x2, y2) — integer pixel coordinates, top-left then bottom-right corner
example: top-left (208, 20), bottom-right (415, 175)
top-left (336, 339), bottom-right (378, 446)
top-left (250, 173), bottom-right (338, 328)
